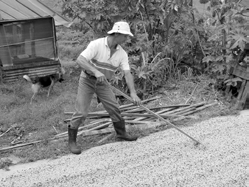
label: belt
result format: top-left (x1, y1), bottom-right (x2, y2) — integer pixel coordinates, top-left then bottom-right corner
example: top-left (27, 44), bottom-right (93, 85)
top-left (84, 70), bottom-right (96, 79)
top-left (84, 70), bottom-right (110, 81)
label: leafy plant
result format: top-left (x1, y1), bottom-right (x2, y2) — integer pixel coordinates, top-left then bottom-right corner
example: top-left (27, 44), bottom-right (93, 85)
top-left (61, 0), bottom-right (200, 92)
top-left (224, 76), bottom-right (242, 86)
top-left (59, 0), bottom-right (248, 96)
top-left (200, 0), bottom-right (249, 76)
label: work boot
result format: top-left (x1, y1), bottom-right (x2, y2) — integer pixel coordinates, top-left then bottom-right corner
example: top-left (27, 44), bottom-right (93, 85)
top-left (68, 126), bottom-right (81, 154)
top-left (113, 120), bottom-right (138, 141)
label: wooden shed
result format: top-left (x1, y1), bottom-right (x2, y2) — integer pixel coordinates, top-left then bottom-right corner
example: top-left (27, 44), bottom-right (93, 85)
top-left (0, 0), bottom-right (71, 82)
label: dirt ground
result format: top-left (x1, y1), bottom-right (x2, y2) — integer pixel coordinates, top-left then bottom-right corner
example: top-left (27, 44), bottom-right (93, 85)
top-left (0, 110), bottom-right (248, 187)
top-left (0, 59), bottom-right (240, 171)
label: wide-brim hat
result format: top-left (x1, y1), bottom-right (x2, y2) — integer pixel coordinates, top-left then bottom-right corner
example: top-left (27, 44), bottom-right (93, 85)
top-left (107, 21), bottom-right (134, 37)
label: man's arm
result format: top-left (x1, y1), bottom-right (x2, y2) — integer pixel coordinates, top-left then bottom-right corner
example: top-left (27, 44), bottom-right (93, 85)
top-left (124, 70), bottom-right (141, 105)
top-left (76, 55), bottom-right (106, 82)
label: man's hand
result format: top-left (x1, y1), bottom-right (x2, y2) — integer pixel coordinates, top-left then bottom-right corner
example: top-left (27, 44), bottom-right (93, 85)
top-left (130, 92), bottom-right (141, 105)
top-left (94, 71), bottom-right (107, 83)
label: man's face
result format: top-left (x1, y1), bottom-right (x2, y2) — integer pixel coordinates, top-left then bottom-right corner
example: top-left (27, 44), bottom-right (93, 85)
top-left (115, 33), bottom-right (129, 44)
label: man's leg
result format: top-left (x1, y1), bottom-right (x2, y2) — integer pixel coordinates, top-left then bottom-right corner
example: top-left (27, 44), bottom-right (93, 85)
top-left (96, 82), bottom-right (138, 141)
top-left (68, 76), bottom-right (94, 154)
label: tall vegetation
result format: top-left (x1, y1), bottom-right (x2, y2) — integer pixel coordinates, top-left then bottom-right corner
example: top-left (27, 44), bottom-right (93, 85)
top-left (60, 0), bottom-right (249, 95)
top-left (200, 0), bottom-right (249, 82)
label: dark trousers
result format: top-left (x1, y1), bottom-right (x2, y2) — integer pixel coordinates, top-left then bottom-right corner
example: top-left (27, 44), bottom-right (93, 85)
top-left (70, 72), bottom-right (123, 129)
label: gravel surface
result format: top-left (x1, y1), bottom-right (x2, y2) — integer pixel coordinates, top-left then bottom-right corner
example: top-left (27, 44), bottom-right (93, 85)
top-left (0, 111), bottom-right (248, 187)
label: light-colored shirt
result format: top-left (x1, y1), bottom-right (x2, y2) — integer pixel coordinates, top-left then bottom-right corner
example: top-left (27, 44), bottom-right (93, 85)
top-left (79, 37), bottom-right (130, 80)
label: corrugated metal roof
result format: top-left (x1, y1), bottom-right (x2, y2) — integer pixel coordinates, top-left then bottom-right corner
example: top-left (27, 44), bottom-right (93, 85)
top-left (0, 0), bottom-right (71, 27)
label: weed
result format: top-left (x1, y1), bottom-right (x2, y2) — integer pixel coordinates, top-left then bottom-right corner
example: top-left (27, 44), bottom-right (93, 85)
top-left (0, 158), bottom-right (12, 171)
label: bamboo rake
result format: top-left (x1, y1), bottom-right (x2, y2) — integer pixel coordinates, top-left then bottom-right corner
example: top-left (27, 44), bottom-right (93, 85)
top-left (109, 85), bottom-right (202, 145)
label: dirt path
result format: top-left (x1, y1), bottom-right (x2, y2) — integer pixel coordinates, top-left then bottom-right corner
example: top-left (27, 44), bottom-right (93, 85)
top-left (0, 111), bottom-right (248, 187)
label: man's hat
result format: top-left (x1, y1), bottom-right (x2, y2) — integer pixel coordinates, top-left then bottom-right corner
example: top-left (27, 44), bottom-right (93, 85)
top-left (107, 21), bottom-right (134, 37)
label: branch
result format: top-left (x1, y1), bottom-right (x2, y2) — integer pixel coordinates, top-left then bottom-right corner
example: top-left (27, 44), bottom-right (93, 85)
top-left (0, 126), bottom-right (14, 138)
top-left (65, 4), bottom-right (95, 32)
top-left (196, 30), bottom-right (206, 56)
top-left (185, 84), bottom-right (198, 104)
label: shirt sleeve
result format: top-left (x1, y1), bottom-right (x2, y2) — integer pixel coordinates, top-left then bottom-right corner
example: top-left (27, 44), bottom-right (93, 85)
top-left (120, 51), bottom-right (130, 71)
top-left (80, 41), bottom-right (98, 61)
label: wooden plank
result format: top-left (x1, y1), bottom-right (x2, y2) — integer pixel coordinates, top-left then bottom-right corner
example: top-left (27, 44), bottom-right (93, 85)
top-left (244, 94), bottom-right (249, 109)
top-left (0, 25), bottom-right (12, 66)
top-left (2, 60), bottom-right (60, 70)
top-left (236, 80), bottom-right (246, 102)
top-left (1, 64), bottom-right (60, 83)
top-left (235, 80), bottom-right (249, 109)
top-left (232, 65), bottom-right (249, 80)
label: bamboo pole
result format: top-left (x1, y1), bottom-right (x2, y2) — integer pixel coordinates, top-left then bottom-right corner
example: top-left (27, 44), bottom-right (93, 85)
top-left (185, 84), bottom-right (198, 104)
top-left (119, 105), bottom-right (140, 112)
top-left (64, 112), bottom-right (195, 122)
top-left (160, 102), bottom-right (205, 116)
top-left (80, 119), bottom-right (111, 130)
top-left (176, 102), bottom-right (218, 117)
top-left (121, 113), bottom-right (192, 118)
top-left (77, 126), bottom-right (113, 136)
top-left (170, 107), bottom-right (197, 116)
top-left (64, 96), bottom-right (161, 115)
top-left (172, 108), bottom-right (198, 117)
top-left (0, 126), bottom-right (14, 138)
top-left (0, 122), bottom-right (164, 152)
top-left (97, 133), bottom-right (115, 144)
top-left (133, 108), bottom-right (175, 121)
top-left (56, 121), bottom-right (112, 138)
top-left (125, 120), bottom-right (159, 124)
top-left (131, 102), bottom-right (204, 122)
top-left (140, 102), bottom-right (204, 122)
top-left (171, 103), bottom-right (217, 122)
top-left (119, 96), bottom-right (161, 109)
top-left (0, 140), bottom-right (46, 152)
top-left (124, 104), bottom-right (190, 113)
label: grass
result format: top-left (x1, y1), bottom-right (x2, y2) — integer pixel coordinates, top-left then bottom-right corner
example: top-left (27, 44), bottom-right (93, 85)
top-left (193, 0), bottom-right (249, 15)
top-left (0, 63), bottom-right (237, 169)
top-left (0, 158), bottom-right (12, 170)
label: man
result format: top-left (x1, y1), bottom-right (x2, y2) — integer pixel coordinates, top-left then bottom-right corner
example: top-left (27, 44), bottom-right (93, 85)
top-left (68, 21), bottom-right (141, 154)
